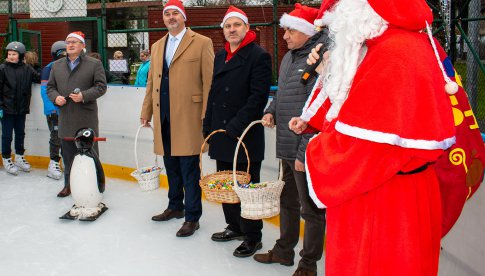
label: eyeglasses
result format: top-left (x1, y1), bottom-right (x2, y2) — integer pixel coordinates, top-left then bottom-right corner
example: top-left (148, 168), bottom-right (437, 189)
top-left (65, 41), bottom-right (82, 45)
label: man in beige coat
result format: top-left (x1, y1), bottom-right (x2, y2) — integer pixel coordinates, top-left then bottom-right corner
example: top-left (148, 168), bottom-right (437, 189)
top-left (140, 0), bottom-right (214, 237)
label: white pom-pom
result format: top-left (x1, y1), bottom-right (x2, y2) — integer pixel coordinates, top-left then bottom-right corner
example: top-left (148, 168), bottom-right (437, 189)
top-left (445, 81), bottom-right (459, 95)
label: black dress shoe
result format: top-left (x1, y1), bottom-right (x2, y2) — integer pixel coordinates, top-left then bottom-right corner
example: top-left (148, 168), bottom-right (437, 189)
top-left (57, 186), bottom-right (71, 197)
top-left (176, 221), bottom-right (200, 237)
top-left (233, 241), bottom-right (263, 258)
top-left (211, 228), bottom-right (246, 242)
top-left (152, 209), bottom-right (184, 221)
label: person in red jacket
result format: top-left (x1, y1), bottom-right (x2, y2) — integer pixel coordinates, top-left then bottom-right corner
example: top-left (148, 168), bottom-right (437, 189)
top-left (289, 0), bottom-right (456, 275)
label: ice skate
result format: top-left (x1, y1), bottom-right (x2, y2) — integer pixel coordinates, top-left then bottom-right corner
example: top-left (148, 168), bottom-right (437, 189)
top-left (2, 157), bottom-right (19, 175)
top-left (14, 154), bottom-right (31, 172)
top-left (47, 160), bottom-right (63, 180)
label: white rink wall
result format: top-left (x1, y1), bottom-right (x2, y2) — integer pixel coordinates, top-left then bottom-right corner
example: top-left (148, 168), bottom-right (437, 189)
top-left (25, 84), bottom-right (280, 181)
top-left (15, 85), bottom-right (485, 275)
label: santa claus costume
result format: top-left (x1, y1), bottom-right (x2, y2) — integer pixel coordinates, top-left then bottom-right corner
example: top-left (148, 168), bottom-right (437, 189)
top-left (299, 0), bottom-right (456, 275)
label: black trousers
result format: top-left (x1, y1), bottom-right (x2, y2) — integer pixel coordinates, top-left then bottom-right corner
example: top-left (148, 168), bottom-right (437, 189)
top-left (1, 113), bottom-right (26, 158)
top-left (161, 118), bottom-right (202, 222)
top-left (216, 160), bottom-right (263, 243)
top-left (46, 114), bottom-right (61, 162)
top-left (272, 159), bottom-right (326, 271)
top-left (61, 140), bottom-right (98, 188)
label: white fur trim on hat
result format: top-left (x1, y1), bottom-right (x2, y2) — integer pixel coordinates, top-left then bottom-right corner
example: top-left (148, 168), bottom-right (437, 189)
top-left (163, 5), bottom-right (186, 20)
top-left (220, 11), bottom-right (248, 28)
top-left (305, 136), bottom-right (327, 209)
top-left (66, 33), bottom-right (85, 44)
top-left (314, 12), bottom-right (335, 27)
top-left (280, 13), bottom-right (316, 36)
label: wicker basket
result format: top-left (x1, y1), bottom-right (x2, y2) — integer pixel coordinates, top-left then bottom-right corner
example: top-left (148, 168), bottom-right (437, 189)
top-left (233, 120), bottom-right (285, 220)
top-left (199, 129), bottom-right (251, 204)
top-left (130, 125), bottom-right (162, 191)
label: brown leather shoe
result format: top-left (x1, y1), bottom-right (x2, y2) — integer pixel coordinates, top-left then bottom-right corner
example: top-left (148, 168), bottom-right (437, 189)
top-left (253, 250), bottom-right (294, 266)
top-left (151, 209), bottom-right (184, 221)
top-left (292, 267), bottom-right (317, 276)
top-left (57, 186), bottom-right (71, 197)
top-left (176, 221), bottom-right (200, 237)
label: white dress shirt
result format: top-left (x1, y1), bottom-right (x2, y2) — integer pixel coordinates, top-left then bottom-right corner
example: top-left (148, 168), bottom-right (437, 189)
top-left (166, 28), bottom-right (187, 66)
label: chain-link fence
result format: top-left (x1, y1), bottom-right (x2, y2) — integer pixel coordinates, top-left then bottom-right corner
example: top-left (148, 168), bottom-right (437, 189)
top-left (0, 0), bottom-right (100, 69)
top-left (0, 0), bottom-right (483, 117)
top-left (184, 0), bottom-right (321, 5)
top-left (0, 0), bottom-right (28, 13)
top-left (427, 0), bottom-right (485, 130)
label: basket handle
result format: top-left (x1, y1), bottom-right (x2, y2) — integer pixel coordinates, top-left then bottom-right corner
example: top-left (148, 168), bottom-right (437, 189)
top-left (134, 125), bottom-right (159, 172)
top-left (232, 120), bottom-right (284, 183)
top-left (199, 129), bottom-right (250, 179)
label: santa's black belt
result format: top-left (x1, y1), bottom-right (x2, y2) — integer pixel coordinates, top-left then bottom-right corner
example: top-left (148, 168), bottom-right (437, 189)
top-left (397, 164), bottom-right (429, 175)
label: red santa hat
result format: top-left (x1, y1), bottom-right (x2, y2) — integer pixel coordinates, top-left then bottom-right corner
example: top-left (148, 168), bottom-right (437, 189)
top-left (314, 0), bottom-right (338, 27)
top-left (66, 31), bottom-right (85, 44)
top-left (163, 0), bottom-right (186, 21)
top-left (220, 6), bottom-right (248, 28)
top-left (367, 0), bottom-right (433, 31)
top-left (279, 4), bottom-right (319, 36)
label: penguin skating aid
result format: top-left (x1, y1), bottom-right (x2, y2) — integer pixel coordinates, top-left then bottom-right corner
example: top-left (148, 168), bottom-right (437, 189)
top-left (60, 128), bottom-right (108, 221)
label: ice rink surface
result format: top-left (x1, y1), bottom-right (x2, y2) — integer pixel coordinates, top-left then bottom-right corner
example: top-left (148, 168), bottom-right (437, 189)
top-left (0, 169), bottom-right (325, 276)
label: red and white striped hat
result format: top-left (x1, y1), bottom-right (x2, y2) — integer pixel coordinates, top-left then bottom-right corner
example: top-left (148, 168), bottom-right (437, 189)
top-left (280, 4), bottom-right (319, 36)
top-left (314, 0), bottom-right (338, 27)
top-left (66, 31), bottom-right (85, 44)
top-left (163, 0), bottom-right (186, 21)
top-left (220, 6), bottom-right (248, 28)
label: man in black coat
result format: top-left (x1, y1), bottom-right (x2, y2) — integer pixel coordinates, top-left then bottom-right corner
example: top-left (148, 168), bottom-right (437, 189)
top-left (255, 4), bottom-right (328, 276)
top-left (202, 6), bottom-right (272, 258)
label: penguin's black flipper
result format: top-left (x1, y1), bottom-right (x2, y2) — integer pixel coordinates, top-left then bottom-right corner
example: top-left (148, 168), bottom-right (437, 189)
top-left (88, 149), bottom-right (106, 193)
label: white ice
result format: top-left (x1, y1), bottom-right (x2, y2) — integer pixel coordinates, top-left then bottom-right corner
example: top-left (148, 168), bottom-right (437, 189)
top-left (0, 169), bottom-right (325, 276)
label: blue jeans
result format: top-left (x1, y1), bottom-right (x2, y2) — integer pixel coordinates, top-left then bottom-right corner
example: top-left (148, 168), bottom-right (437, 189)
top-left (1, 113), bottom-right (26, 158)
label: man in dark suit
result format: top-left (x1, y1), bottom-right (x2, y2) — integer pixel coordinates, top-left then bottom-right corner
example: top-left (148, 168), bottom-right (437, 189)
top-left (140, 0), bottom-right (214, 237)
top-left (47, 31), bottom-right (107, 198)
top-left (203, 6), bottom-right (272, 258)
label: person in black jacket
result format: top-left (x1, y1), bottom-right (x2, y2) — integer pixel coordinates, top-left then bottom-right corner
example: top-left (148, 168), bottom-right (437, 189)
top-left (0, 42), bottom-right (40, 175)
top-left (254, 4), bottom-right (328, 276)
top-left (202, 6), bottom-right (272, 258)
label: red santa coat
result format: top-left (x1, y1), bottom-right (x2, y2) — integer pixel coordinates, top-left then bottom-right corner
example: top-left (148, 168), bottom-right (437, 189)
top-left (305, 27), bottom-right (456, 275)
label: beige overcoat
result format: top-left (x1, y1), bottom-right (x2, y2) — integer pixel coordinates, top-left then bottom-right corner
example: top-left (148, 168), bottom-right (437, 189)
top-left (141, 28), bottom-right (214, 156)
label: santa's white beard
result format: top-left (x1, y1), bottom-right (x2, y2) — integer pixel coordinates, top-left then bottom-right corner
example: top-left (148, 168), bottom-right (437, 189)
top-left (322, 0), bottom-right (388, 121)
